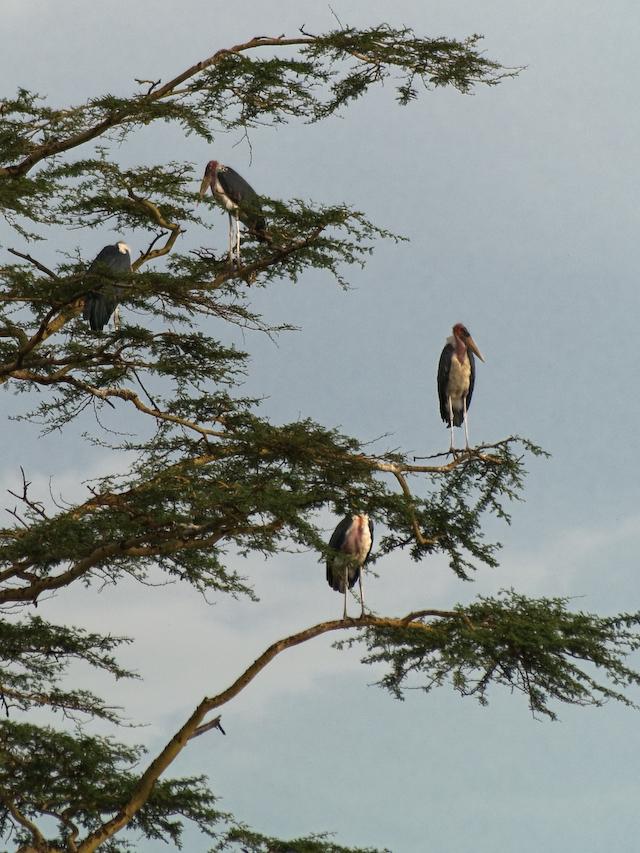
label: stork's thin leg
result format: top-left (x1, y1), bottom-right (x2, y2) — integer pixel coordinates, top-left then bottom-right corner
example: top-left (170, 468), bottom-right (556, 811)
top-left (358, 570), bottom-right (365, 617)
top-left (463, 396), bottom-right (470, 449)
top-left (113, 305), bottom-right (121, 331)
top-left (448, 397), bottom-right (455, 452)
top-left (227, 213), bottom-right (234, 265)
top-left (235, 211), bottom-right (241, 264)
top-left (343, 565), bottom-right (348, 619)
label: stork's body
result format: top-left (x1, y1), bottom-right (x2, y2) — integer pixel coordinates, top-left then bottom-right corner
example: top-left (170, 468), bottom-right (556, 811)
top-left (437, 323), bottom-right (484, 451)
top-left (199, 160), bottom-right (265, 265)
top-left (326, 514), bottom-right (373, 618)
top-left (82, 242), bottom-right (132, 331)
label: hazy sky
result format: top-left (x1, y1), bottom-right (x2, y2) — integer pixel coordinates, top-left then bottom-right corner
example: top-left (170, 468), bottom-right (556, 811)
top-left (3, 2), bottom-right (640, 851)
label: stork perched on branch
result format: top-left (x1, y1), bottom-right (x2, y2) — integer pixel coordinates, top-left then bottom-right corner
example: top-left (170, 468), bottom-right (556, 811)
top-left (326, 514), bottom-right (374, 619)
top-left (82, 241), bottom-right (132, 331)
top-left (199, 160), bottom-right (266, 265)
top-left (437, 322), bottom-right (485, 451)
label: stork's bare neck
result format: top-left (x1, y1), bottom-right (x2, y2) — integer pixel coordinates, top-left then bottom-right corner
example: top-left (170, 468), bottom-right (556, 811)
top-left (448, 334), bottom-right (468, 365)
top-left (451, 323), bottom-right (484, 363)
top-left (344, 513), bottom-right (372, 563)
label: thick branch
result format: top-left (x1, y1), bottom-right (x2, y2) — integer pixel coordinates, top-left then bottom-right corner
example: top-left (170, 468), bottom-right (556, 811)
top-left (77, 610), bottom-right (445, 852)
top-left (2, 798), bottom-right (47, 851)
top-left (0, 528), bottom-right (227, 605)
top-left (1, 36), bottom-right (315, 178)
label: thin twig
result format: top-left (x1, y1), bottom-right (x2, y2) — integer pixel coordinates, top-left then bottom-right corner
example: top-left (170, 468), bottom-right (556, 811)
top-left (189, 715), bottom-right (226, 739)
top-left (7, 248), bottom-right (59, 280)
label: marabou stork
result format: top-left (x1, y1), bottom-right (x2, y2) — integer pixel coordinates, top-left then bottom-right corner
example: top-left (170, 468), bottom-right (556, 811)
top-left (199, 160), bottom-right (266, 265)
top-left (437, 323), bottom-right (485, 451)
top-left (326, 514), bottom-right (374, 619)
top-left (82, 242), bottom-right (132, 331)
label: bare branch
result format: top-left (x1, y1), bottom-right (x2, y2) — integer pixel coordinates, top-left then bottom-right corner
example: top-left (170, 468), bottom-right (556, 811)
top-left (189, 715), bottom-right (226, 739)
top-left (77, 609), bottom-right (446, 852)
top-left (392, 470), bottom-right (440, 546)
top-left (126, 191), bottom-right (183, 270)
top-left (7, 248), bottom-right (59, 280)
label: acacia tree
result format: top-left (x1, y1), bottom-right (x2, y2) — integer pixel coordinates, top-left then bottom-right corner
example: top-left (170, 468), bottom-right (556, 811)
top-left (0, 24), bottom-right (639, 853)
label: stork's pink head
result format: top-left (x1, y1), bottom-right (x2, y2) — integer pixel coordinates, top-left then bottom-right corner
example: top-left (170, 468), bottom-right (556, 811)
top-left (452, 323), bottom-right (485, 363)
top-left (199, 160), bottom-right (219, 199)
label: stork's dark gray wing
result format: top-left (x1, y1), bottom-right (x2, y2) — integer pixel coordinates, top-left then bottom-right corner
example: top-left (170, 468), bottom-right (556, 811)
top-left (217, 167), bottom-right (258, 207)
top-left (437, 343), bottom-right (454, 423)
top-left (82, 244), bottom-right (131, 331)
top-left (326, 515), bottom-right (355, 591)
top-left (466, 351), bottom-right (476, 411)
top-left (218, 167), bottom-right (266, 238)
top-left (83, 291), bottom-right (119, 331)
top-left (366, 518), bottom-right (374, 563)
top-left (328, 515), bottom-right (352, 551)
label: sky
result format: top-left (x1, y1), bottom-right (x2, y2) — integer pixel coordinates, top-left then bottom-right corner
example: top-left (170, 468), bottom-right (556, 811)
top-left (2, 1), bottom-right (640, 851)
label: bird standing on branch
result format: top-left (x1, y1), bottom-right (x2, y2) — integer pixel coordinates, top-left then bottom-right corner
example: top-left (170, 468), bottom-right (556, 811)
top-left (326, 514), bottom-right (374, 619)
top-left (199, 160), bottom-right (266, 265)
top-left (437, 322), bottom-right (485, 451)
top-left (82, 241), bottom-right (132, 331)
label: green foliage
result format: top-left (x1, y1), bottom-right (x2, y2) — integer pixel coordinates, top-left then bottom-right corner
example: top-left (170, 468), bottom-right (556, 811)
top-left (214, 825), bottom-right (389, 852)
top-left (351, 590), bottom-right (640, 720)
top-left (0, 616), bottom-right (134, 722)
top-left (0, 721), bottom-right (225, 850)
top-left (377, 438), bottom-right (549, 578)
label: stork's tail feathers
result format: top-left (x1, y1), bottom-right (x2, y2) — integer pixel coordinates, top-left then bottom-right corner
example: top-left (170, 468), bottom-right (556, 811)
top-left (83, 293), bottom-right (115, 332)
top-left (249, 215), bottom-right (268, 243)
top-left (440, 405), bottom-right (465, 428)
top-left (326, 560), bottom-right (360, 592)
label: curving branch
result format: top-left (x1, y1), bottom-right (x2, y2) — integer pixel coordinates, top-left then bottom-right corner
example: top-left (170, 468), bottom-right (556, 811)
top-left (1, 36), bottom-right (316, 179)
top-left (76, 610), bottom-right (447, 852)
top-left (126, 191), bottom-right (183, 270)
top-left (392, 470), bottom-right (440, 546)
top-left (2, 798), bottom-right (47, 851)
top-left (7, 249), bottom-right (59, 280)
top-left (3, 369), bottom-right (227, 438)
top-left (0, 527), bottom-right (226, 605)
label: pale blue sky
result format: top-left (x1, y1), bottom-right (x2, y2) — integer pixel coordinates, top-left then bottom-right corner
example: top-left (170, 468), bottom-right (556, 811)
top-left (3, 2), bottom-right (640, 851)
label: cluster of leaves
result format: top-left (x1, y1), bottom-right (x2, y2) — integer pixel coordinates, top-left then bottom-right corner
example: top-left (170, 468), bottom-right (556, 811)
top-left (214, 825), bottom-right (389, 853)
top-left (346, 591), bottom-right (640, 720)
top-left (0, 721), bottom-right (225, 851)
top-left (0, 616), bottom-right (133, 722)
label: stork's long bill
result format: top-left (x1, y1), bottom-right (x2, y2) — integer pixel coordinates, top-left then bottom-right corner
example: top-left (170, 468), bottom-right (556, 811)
top-left (198, 160), bottom-right (217, 200)
top-left (198, 171), bottom-right (212, 199)
top-left (465, 335), bottom-right (484, 363)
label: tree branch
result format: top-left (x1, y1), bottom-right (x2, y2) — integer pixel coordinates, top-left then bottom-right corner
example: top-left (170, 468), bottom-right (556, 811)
top-left (2, 798), bottom-right (47, 851)
top-left (1, 36), bottom-right (315, 178)
top-left (77, 609), bottom-right (445, 852)
top-left (7, 248), bottom-right (59, 280)
top-left (127, 191), bottom-right (183, 270)
top-left (392, 470), bottom-right (440, 546)
top-left (189, 715), bottom-right (226, 739)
